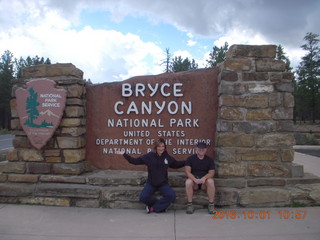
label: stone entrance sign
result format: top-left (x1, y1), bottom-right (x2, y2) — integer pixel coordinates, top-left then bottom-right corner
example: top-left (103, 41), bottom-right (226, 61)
top-left (16, 78), bottom-right (67, 149)
top-left (86, 68), bottom-right (219, 170)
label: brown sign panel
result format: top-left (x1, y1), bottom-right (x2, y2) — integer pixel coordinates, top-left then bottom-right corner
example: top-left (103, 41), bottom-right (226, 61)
top-left (16, 78), bottom-right (67, 149)
top-left (86, 68), bottom-right (218, 170)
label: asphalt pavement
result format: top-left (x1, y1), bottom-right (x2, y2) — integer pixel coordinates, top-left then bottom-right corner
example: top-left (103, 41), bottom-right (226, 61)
top-left (0, 204), bottom-right (319, 240)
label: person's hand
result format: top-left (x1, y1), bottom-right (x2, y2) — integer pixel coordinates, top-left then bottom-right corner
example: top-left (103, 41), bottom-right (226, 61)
top-left (115, 150), bottom-right (125, 155)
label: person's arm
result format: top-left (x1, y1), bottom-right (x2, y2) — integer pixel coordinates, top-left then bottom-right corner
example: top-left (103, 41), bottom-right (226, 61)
top-left (200, 169), bottom-right (215, 182)
top-left (115, 150), bottom-right (145, 165)
top-left (185, 165), bottom-right (197, 182)
top-left (169, 157), bottom-right (185, 169)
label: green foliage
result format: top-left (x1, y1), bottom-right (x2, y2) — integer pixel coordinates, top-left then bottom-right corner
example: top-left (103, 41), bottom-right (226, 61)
top-left (169, 56), bottom-right (198, 72)
top-left (206, 42), bottom-right (229, 68)
top-left (15, 55), bottom-right (51, 78)
top-left (276, 45), bottom-right (293, 72)
top-left (0, 50), bottom-right (14, 129)
top-left (294, 32), bottom-right (320, 123)
top-left (0, 50), bottom-right (51, 130)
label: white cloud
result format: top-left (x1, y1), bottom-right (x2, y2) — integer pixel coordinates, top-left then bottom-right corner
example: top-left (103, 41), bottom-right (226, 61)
top-left (187, 40), bottom-right (197, 47)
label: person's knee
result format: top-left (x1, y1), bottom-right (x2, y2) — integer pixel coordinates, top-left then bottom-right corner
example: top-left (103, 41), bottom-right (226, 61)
top-left (205, 178), bottom-right (215, 189)
top-left (139, 192), bottom-right (149, 203)
top-left (185, 178), bottom-right (193, 188)
top-left (166, 191), bottom-right (176, 202)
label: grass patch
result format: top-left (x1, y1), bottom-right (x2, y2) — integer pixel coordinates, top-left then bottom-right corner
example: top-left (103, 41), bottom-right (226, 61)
top-left (291, 202), bottom-right (308, 208)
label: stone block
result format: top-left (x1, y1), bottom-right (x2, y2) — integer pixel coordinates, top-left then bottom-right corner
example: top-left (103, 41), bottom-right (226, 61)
top-left (256, 59), bottom-right (285, 72)
top-left (65, 106), bottom-right (85, 117)
top-left (291, 163), bottom-right (304, 177)
top-left (55, 136), bottom-right (85, 149)
top-left (19, 149), bottom-right (44, 162)
top-left (63, 149), bottom-right (85, 163)
top-left (0, 183), bottom-right (35, 197)
top-left (281, 149), bottom-right (295, 162)
top-left (66, 84), bottom-right (85, 98)
top-left (242, 72), bottom-right (269, 81)
top-left (275, 82), bottom-right (294, 92)
top-left (60, 118), bottom-right (82, 127)
top-left (216, 120), bottom-right (233, 132)
top-left (233, 121), bottom-right (276, 134)
top-left (309, 183), bottom-right (320, 203)
top-left (248, 163), bottom-right (290, 177)
top-left (21, 63), bottom-right (83, 79)
top-left (101, 186), bottom-right (141, 201)
top-left (248, 83), bottom-right (274, 93)
top-left (61, 127), bottom-right (86, 136)
top-left (269, 72), bottom-right (283, 82)
top-left (45, 157), bottom-right (62, 163)
top-left (8, 174), bottom-right (39, 183)
top-left (215, 188), bottom-right (239, 206)
top-left (236, 149), bottom-right (278, 161)
top-left (217, 133), bottom-right (255, 147)
top-left (247, 178), bottom-right (286, 187)
top-left (35, 183), bottom-right (100, 198)
top-left (44, 150), bottom-right (61, 157)
top-left (217, 163), bottom-right (246, 177)
top-left (256, 133), bottom-right (295, 147)
top-left (27, 162), bottom-right (52, 174)
top-left (220, 107), bottom-right (245, 120)
top-left (246, 109), bottom-right (272, 120)
top-left (66, 98), bottom-right (84, 105)
top-left (215, 148), bottom-right (236, 162)
top-left (0, 174), bottom-right (7, 182)
top-left (40, 175), bottom-right (86, 184)
top-left (226, 45), bottom-right (276, 58)
top-left (234, 95), bottom-right (268, 108)
top-left (10, 119), bottom-right (21, 130)
top-left (219, 82), bottom-right (246, 95)
top-left (224, 58), bottom-right (252, 71)
top-left (13, 136), bottom-right (31, 148)
top-left (215, 178), bottom-right (246, 188)
top-left (272, 107), bottom-right (293, 120)
top-left (86, 170), bottom-right (146, 186)
top-left (0, 162), bottom-right (25, 173)
top-left (220, 70), bottom-right (238, 81)
top-left (52, 163), bottom-right (85, 175)
top-left (239, 188), bottom-right (290, 206)
top-left (10, 99), bottom-right (18, 118)
top-left (268, 93), bottom-right (282, 107)
top-left (219, 95), bottom-right (234, 107)
top-left (20, 197), bottom-right (71, 207)
top-left (284, 93), bottom-right (294, 107)
top-left (6, 149), bottom-right (18, 161)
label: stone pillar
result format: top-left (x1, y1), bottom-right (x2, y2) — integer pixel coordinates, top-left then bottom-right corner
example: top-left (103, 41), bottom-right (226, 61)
top-left (216, 45), bottom-right (295, 178)
top-left (4, 63), bottom-right (87, 178)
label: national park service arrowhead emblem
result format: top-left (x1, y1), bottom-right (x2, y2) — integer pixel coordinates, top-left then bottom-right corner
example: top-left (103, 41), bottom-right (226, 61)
top-left (16, 78), bottom-right (67, 149)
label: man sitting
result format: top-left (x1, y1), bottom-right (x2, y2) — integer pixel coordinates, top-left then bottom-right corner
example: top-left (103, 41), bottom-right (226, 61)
top-left (185, 142), bottom-right (216, 214)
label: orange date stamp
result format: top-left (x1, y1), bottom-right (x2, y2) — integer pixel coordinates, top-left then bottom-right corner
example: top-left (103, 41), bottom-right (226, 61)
top-left (211, 210), bottom-right (308, 220)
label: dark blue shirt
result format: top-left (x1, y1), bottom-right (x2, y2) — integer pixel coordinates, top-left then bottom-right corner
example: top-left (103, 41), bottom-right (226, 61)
top-left (185, 154), bottom-right (215, 178)
top-left (123, 151), bottom-right (185, 187)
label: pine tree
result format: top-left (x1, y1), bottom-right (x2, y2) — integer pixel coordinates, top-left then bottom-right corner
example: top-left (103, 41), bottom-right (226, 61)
top-left (295, 32), bottom-right (320, 123)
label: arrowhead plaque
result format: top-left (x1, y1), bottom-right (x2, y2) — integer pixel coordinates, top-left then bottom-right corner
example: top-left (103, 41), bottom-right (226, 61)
top-left (16, 78), bottom-right (67, 149)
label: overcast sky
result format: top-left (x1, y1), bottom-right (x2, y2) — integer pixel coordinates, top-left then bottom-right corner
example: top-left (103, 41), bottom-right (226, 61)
top-left (0, 0), bottom-right (319, 83)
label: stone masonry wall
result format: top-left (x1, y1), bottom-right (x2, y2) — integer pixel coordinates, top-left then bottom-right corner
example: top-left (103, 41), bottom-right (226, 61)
top-left (1, 46), bottom-right (320, 209)
top-left (216, 45), bottom-right (295, 179)
top-left (1, 64), bottom-right (87, 182)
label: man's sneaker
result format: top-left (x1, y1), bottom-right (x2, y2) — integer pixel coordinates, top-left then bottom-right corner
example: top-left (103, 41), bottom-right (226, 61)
top-left (146, 205), bottom-right (154, 213)
top-left (208, 203), bottom-right (215, 214)
top-left (186, 203), bottom-right (194, 214)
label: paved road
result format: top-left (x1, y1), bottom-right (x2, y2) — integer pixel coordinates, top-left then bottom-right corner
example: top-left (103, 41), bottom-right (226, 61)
top-left (0, 204), bottom-right (319, 240)
top-left (0, 134), bottom-right (14, 151)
